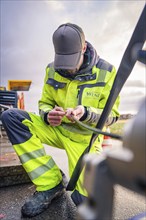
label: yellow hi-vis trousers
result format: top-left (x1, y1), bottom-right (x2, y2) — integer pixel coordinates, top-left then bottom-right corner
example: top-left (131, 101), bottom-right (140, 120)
top-left (1, 109), bottom-right (102, 197)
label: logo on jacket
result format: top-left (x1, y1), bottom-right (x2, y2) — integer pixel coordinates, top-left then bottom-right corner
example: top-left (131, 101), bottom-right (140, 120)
top-left (86, 92), bottom-right (100, 98)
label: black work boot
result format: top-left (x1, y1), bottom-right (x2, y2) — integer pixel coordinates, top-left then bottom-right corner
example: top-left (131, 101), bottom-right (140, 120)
top-left (21, 182), bottom-right (65, 217)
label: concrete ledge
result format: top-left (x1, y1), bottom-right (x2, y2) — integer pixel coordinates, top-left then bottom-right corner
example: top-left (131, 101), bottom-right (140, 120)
top-left (0, 141), bottom-right (31, 187)
top-left (0, 164), bottom-right (31, 187)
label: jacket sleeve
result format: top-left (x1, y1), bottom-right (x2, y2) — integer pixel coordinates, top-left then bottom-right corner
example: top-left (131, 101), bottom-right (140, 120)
top-left (80, 66), bottom-right (120, 126)
top-left (38, 67), bottom-right (56, 124)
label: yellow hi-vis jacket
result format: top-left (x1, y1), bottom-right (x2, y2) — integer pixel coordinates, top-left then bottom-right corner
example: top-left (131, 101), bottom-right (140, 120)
top-left (38, 58), bottom-right (120, 143)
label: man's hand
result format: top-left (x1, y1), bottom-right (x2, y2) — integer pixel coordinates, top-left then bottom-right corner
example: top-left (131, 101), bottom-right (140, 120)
top-left (47, 106), bottom-right (65, 126)
top-left (65, 105), bottom-right (85, 122)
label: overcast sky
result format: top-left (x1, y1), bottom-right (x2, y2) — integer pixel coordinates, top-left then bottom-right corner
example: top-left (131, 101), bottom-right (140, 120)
top-left (0, 0), bottom-right (145, 114)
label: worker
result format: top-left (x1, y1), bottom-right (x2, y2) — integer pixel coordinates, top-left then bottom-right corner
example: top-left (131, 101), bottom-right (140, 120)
top-left (1, 23), bottom-right (120, 217)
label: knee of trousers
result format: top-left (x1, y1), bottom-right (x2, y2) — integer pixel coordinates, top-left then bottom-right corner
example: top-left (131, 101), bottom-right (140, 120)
top-left (1, 109), bottom-right (15, 124)
top-left (1, 108), bottom-right (32, 145)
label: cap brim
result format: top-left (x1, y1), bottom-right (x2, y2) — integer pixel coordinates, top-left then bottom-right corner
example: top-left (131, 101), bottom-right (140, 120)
top-left (54, 51), bottom-right (81, 70)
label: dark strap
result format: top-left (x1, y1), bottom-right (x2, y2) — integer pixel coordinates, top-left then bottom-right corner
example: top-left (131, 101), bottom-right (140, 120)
top-left (66, 5), bottom-right (146, 191)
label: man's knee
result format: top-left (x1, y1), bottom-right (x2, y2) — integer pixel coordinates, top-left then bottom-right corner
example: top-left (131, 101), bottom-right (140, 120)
top-left (1, 108), bottom-right (31, 125)
top-left (1, 109), bottom-right (16, 125)
top-left (1, 108), bottom-right (32, 145)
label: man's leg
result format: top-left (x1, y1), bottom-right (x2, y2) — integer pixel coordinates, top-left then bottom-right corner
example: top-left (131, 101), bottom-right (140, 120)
top-left (1, 109), bottom-right (64, 217)
top-left (64, 136), bottom-right (102, 206)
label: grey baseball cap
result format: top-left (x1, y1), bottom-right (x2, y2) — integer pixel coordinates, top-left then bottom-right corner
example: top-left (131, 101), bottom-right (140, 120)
top-left (53, 23), bottom-right (85, 70)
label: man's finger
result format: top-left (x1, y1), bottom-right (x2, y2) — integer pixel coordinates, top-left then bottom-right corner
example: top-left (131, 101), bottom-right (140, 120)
top-left (48, 117), bottom-right (62, 121)
top-left (65, 108), bottom-right (74, 117)
top-left (54, 105), bottom-right (64, 112)
top-left (73, 108), bottom-right (82, 116)
top-left (49, 111), bottom-right (65, 116)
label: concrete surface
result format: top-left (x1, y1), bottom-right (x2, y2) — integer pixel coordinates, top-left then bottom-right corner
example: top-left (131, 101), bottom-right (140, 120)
top-left (0, 138), bottom-right (146, 220)
top-left (0, 179), bottom-right (145, 220)
top-left (0, 183), bottom-right (77, 220)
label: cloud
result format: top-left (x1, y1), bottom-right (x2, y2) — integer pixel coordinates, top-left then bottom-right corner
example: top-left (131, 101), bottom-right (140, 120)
top-left (124, 80), bottom-right (145, 88)
top-left (119, 95), bottom-right (145, 114)
top-left (45, 1), bottom-right (65, 11)
top-left (1, 1), bottom-right (145, 115)
top-left (90, 1), bottom-right (145, 67)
